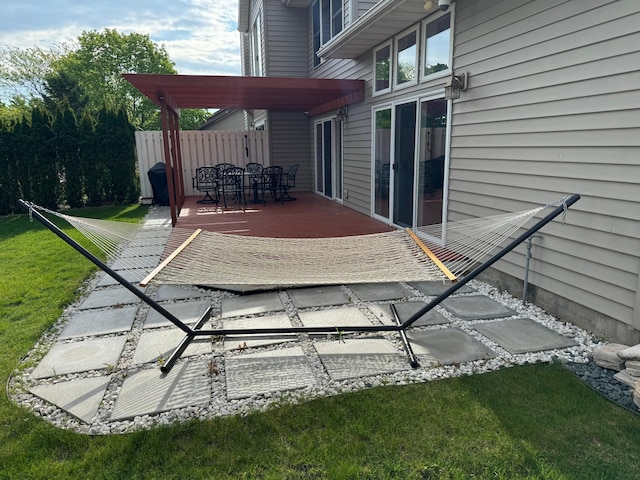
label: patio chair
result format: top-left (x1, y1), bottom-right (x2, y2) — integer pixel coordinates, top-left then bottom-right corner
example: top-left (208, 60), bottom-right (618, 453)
top-left (280, 163), bottom-right (299, 203)
top-left (218, 165), bottom-right (246, 207)
top-left (261, 166), bottom-right (283, 203)
top-left (193, 166), bottom-right (219, 204)
top-left (244, 162), bottom-right (264, 204)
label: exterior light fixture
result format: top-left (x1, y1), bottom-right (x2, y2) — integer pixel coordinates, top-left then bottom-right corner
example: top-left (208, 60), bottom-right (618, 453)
top-left (444, 72), bottom-right (468, 100)
top-left (423, 0), bottom-right (435, 10)
top-left (336, 106), bottom-right (348, 122)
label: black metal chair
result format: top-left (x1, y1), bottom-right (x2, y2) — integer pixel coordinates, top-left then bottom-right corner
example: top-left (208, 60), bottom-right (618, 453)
top-left (261, 166), bottom-right (283, 203)
top-left (193, 166), bottom-right (219, 204)
top-left (244, 162), bottom-right (264, 204)
top-left (280, 163), bottom-right (299, 203)
top-left (218, 166), bottom-right (245, 207)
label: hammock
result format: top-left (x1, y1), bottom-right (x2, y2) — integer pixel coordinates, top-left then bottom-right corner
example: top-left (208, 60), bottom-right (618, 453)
top-left (141, 204), bottom-right (544, 290)
top-left (19, 195), bottom-right (580, 372)
top-left (27, 199), bottom-right (564, 291)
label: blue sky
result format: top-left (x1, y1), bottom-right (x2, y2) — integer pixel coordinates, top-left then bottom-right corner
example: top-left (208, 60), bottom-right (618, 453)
top-left (0, 0), bottom-right (241, 76)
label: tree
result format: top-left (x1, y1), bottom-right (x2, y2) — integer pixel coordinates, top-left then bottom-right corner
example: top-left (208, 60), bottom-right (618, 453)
top-left (0, 44), bottom-right (70, 103)
top-left (43, 71), bottom-right (89, 118)
top-left (53, 29), bottom-right (177, 130)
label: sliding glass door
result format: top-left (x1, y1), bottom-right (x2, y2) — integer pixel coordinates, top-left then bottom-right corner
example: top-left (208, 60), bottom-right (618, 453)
top-left (315, 118), bottom-right (343, 200)
top-left (372, 96), bottom-right (448, 228)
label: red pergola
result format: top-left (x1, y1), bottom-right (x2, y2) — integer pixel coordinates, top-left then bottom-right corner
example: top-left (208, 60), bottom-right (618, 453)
top-left (124, 74), bottom-right (365, 224)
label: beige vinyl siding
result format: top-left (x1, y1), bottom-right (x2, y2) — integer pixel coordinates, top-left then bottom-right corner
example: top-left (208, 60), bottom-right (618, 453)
top-left (450, 0), bottom-right (640, 331)
top-left (269, 112), bottom-right (312, 190)
top-left (265, 1), bottom-right (308, 77)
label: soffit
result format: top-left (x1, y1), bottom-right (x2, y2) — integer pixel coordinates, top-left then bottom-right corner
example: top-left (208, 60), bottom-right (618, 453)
top-left (123, 74), bottom-right (365, 116)
top-left (318, 0), bottom-right (437, 59)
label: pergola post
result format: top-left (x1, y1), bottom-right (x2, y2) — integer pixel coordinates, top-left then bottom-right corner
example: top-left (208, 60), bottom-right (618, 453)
top-left (158, 92), bottom-right (183, 226)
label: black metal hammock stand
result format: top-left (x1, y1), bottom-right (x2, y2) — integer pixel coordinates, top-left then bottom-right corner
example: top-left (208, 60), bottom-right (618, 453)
top-left (18, 194), bottom-right (580, 373)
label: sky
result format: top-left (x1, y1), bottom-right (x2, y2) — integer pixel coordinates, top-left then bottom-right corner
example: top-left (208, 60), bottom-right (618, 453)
top-left (0, 0), bottom-right (242, 77)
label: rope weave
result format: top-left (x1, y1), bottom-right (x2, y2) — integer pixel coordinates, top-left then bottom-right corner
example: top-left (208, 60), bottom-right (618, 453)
top-left (30, 202), bottom-right (553, 289)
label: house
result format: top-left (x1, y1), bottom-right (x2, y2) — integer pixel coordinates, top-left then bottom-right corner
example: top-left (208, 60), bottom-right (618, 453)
top-left (199, 108), bottom-right (247, 130)
top-left (236, 0), bottom-right (640, 344)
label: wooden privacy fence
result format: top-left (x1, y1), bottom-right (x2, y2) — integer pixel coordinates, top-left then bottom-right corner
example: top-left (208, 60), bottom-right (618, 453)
top-left (135, 130), bottom-right (270, 201)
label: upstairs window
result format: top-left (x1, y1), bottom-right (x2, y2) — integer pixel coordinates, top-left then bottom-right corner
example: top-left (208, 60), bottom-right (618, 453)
top-left (373, 41), bottom-right (392, 96)
top-left (312, 1), bottom-right (321, 67)
top-left (250, 13), bottom-right (263, 76)
top-left (312, 0), bottom-right (344, 68)
top-left (422, 12), bottom-right (451, 79)
top-left (395, 26), bottom-right (418, 88)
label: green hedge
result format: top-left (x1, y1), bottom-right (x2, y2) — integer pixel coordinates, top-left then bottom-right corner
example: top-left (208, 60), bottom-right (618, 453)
top-left (0, 104), bottom-right (139, 214)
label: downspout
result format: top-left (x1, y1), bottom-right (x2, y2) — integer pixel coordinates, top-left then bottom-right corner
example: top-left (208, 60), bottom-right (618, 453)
top-left (523, 234), bottom-right (542, 305)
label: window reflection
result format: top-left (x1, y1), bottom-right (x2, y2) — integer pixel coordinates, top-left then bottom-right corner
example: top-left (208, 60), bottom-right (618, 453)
top-left (424, 13), bottom-right (450, 77)
top-left (396, 31), bottom-right (417, 85)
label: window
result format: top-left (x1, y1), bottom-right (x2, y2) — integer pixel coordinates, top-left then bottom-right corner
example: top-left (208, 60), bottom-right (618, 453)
top-left (422, 12), bottom-right (451, 79)
top-left (312, 0), bottom-right (343, 68)
top-left (312, 1), bottom-right (321, 67)
top-left (373, 42), bottom-right (392, 95)
top-left (331, 0), bottom-right (343, 37)
top-left (250, 13), bottom-right (263, 76)
top-left (394, 27), bottom-right (418, 88)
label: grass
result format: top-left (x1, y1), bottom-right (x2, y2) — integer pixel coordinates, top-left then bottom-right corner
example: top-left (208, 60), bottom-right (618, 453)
top-left (2, 205), bottom-right (640, 479)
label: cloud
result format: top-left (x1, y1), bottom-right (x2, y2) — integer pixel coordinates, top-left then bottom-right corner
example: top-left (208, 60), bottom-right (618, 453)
top-left (0, 0), bottom-right (241, 76)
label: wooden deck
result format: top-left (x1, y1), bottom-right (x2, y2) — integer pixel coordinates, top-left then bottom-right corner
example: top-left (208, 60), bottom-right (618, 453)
top-left (175, 192), bottom-right (394, 238)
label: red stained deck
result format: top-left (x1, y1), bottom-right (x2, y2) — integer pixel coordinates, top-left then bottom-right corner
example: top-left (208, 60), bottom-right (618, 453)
top-left (175, 192), bottom-right (394, 238)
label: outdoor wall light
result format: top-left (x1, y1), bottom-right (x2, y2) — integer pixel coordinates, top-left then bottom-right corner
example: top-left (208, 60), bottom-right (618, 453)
top-left (336, 106), bottom-right (348, 123)
top-left (423, 0), bottom-right (434, 10)
top-left (444, 72), bottom-right (468, 100)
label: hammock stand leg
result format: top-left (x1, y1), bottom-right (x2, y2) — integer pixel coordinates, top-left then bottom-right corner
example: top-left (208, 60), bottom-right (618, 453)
top-left (18, 200), bottom-right (193, 335)
top-left (390, 304), bottom-right (419, 368)
top-left (161, 307), bottom-right (212, 373)
top-left (399, 193), bottom-right (581, 330)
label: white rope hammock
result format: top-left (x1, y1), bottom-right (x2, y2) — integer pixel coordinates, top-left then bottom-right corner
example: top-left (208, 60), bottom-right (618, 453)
top-left (31, 199), bottom-right (568, 290)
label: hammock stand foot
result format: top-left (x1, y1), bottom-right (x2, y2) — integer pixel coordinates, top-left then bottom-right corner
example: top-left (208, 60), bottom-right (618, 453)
top-left (160, 307), bottom-right (212, 374)
top-left (391, 304), bottom-right (419, 368)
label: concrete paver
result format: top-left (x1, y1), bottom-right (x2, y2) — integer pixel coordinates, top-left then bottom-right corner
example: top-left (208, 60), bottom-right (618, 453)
top-left (221, 291), bottom-right (284, 318)
top-left (31, 336), bottom-right (127, 379)
top-left (110, 361), bottom-right (210, 421)
top-left (287, 286), bottom-right (349, 308)
top-left (347, 282), bottom-right (410, 301)
top-left (407, 328), bottom-right (496, 365)
top-left (368, 301), bottom-right (450, 327)
top-left (132, 328), bottom-right (212, 365)
top-left (30, 376), bottom-right (111, 423)
top-left (143, 300), bottom-right (211, 329)
top-left (408, 280), bottom-right (475, 296)
top-left (153, 285), bottom-right (206, 302)
top-left (298, 306), bottom-right (372, 336)
top-left (225, 347), bottom-right (317, 400)
top-left (441, 294), bottom-right (517, 320)
top-left (315, 338), bottom-right (410, 380)
top-left (59, 306), bottom-right (138, 339)
top-left (223, 314), bottom-right (296, 350)
top-left (474, 317), bottom-right (578, 354)
top-left (78, 287), bottom-right (140, 310)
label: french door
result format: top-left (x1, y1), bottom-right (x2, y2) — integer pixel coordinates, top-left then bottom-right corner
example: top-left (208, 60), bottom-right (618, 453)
top-left (315, 118), bottom-right (343, 201)
top-left (373, 96), bottom-right (448, 228)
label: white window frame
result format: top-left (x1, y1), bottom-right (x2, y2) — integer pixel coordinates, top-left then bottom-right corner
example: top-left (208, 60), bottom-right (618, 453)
top-left (312, 0), bottom-right (344, 69)
top-left (393, 25), bottom-right (420, 91)
top-left (420, 10), bottom-right (453, 83)
top-left (251, 12), bottom-right (264, 77)
top-left (372, 40), bottom-right (393, 97)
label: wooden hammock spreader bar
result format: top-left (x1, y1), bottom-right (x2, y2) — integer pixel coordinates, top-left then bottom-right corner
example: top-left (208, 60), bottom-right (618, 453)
top-left (140, 228), bottom-right (203, 286)
top-left (405, 228), bottom-right (457, 282)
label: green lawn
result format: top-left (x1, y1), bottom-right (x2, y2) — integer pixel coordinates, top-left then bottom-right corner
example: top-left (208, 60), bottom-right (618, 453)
top-left (2, 206), bottom-right (640, 479)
